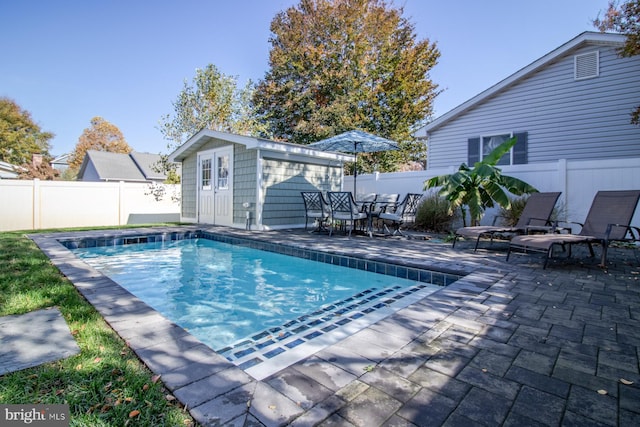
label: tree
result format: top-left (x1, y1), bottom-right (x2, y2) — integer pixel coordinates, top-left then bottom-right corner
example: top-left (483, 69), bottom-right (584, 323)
top-left (68, 117), bottom-right (131, 171)
top-left (253, 0), bottom-right (440, 173)
top-left (594, 0), bottom-right (640, 124)
top-left (159, 64), bottom-right (268, 149)
top-left (0, 97), bottom-right (54, 165)
top-left (17, 154), bottom-right (59, 180)
top-left (424, 137), bottom-right (538, 227)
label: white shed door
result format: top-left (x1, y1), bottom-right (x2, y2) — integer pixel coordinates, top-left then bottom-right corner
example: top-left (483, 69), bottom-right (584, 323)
top-left (197, 146), bottom-right (233, 226)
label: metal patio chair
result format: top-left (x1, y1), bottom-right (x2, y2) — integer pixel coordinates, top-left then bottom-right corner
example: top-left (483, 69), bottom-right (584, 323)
top-left (327, 191), bottom-right (368, 236)
top-left (301, 191), bottom-right (330, 232)
top-left (378, 193), bottom-right (423, 236)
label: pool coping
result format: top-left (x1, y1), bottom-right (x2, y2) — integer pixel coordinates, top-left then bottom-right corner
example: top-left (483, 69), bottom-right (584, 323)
top-left (29, 226), bottom-right (505, 425)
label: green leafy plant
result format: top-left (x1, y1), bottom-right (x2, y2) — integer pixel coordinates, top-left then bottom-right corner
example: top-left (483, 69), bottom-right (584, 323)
top-left (424, 136), bottom-right (538, 226)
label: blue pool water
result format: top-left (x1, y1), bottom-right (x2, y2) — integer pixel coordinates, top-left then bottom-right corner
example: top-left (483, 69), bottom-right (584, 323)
top-left (73, 238), bottom-right (440, 352)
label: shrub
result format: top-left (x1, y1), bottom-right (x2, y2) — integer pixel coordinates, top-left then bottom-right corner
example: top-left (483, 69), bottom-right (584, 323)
top-left (415, 191), bottom-right (458, 232)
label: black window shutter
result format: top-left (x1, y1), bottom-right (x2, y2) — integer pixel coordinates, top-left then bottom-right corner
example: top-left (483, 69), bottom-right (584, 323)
top-left (467, 137), bottom-right (480, 165)
top-left (513, 132), bottom-right (528, 164)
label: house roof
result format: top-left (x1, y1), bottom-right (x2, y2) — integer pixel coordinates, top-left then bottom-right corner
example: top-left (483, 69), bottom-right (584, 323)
top-left (418, 32), bottom-right (627, 136)
top-left (0, 160), bottom-right (21, 179)
top-left (168, 129), bottom-right (355, 163)
top-left (77, 150), bottom-right (167, 182)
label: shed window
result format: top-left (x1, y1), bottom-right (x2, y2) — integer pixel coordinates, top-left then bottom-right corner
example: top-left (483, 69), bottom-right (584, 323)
top-left (575, 51), bottom-right (599, 80)
top-left (201, 158), bottom-right (212, 189)
top-left (467, 132), bottom-right (527, 166)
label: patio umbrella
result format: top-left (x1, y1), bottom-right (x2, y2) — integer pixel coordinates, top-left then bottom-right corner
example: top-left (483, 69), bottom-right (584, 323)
top-left (308, 130), bottom-right (400, 195)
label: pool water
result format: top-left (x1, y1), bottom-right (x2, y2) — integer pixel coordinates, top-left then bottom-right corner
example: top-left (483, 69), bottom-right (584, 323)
top-left (74, 238), bottom-right (441, 351)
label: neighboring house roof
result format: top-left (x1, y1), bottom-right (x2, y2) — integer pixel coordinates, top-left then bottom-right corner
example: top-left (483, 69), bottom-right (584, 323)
top-left (169, 129), bottom-right (354, 163)
top-left (418, 32), bottom-right (627, 135)
top-left (77, 150), bottom-right (168, 182)
top-left (0, 160), bottom-right (21, 179)
top-left (50, 153), bottom-right (70, 170)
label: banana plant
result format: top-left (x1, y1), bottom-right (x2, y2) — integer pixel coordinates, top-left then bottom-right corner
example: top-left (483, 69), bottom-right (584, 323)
top-left (424, 136), bottom-right (538, 226)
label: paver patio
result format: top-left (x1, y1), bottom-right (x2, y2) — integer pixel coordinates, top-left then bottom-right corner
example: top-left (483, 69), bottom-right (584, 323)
top-left (28, 226), bottom-right (640, 426)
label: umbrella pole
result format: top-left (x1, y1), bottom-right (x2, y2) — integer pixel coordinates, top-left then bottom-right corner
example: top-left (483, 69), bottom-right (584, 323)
top-left (353, 151), bottom-right (357, 195)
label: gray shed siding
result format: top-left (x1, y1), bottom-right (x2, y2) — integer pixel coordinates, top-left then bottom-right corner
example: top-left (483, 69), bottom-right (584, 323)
top-left (427, 44), bottom-right (640, 169)
top-left (180, 155), bottom-right (197, 219)
top-left (261, 158), bottom-right (342, 227)
top-left (233, 147), bottom-right (257, 225)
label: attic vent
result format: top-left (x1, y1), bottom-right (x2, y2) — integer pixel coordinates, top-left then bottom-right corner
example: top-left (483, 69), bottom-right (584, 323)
top-left (574, 50), bottom-right (599, 80)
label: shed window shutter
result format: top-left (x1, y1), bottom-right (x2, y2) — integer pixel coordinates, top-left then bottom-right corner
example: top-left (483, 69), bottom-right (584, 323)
top-left (513, 132), bottom-right (527, 164)
top-left (467, 138), bottom-right (480, 165)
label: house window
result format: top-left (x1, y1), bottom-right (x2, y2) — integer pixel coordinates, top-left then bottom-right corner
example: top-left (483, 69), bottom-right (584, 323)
top-left (468, 132), bottom-right (528, 166)
top-left (201, 158), bottom-right (212, 189)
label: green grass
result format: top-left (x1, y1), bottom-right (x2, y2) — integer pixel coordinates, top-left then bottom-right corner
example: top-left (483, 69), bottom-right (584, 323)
top-left (0, 228), bottom-right (195, 426)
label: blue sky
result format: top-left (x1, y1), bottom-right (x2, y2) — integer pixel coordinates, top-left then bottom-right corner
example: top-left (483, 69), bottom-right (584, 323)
top-left (0, 0), bottom-right (609, 156)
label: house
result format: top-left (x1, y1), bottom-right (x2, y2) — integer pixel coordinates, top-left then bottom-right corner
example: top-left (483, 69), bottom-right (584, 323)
top-left (77, 150), bottom-right (170, 183)
top-left (415, 31), bottom-right (640, 223)
top-left (0, 160), bottom-right (22, 179)
top-left (168, 129), bottom-right (353, 229)
top-left (418, 31), bottom-right (640, 168)
top-left (50, 153), bottom-right (70, 172)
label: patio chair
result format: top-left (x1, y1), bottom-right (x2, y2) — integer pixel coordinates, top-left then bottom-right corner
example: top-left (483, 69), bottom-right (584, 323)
top-left (355, 192), bottom-right (377, 213)
top-left (367, 193), bottom-right (399, 233)
top-left (378, 193), bottom-right (423, 236)
top-left (301, 191), bottom-right (330, 232)
top-left (507, 190), bottom-right (640, 268)
top-left (327, 191), bottom-right (368, 236)
top-left (454, 192), bottom-right (562, 251)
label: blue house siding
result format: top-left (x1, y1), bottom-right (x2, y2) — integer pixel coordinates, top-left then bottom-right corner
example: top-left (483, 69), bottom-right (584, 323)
top-left (422, 33), bottom-right (640, 169)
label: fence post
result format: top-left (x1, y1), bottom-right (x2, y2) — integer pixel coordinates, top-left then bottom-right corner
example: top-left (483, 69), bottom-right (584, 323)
top-left (119, 181), bottom-right (125, 226)
top-left (32, 179), bottom-right (40, 230)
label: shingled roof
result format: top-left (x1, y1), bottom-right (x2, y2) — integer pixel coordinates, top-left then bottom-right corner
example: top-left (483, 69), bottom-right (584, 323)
top-left (77, 150), bottom-right (169, 182)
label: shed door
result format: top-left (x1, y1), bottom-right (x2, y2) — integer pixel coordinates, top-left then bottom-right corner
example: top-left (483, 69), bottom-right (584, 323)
top-left (197, 146), bottom-right (233, 226)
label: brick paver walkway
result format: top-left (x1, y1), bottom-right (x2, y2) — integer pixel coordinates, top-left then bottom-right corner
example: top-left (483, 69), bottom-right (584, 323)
top-left (31, 227), bottom-right (640, 426)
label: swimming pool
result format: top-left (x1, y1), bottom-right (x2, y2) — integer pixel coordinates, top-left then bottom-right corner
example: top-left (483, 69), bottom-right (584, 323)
top-left (64, 230), bottom-right (461, 376)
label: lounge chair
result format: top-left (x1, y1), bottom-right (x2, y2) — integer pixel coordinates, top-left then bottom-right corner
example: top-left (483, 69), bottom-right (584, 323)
top-left (327, 191), bottom-right (368, 236)
top-left (454, 192), bottom-right (562, 251)
top-left (301, 191), bottom-right (330, 232)
top-left (378, 193), bottom-right (423, 236)
top-left (507, 190), bottom-right (640, 268)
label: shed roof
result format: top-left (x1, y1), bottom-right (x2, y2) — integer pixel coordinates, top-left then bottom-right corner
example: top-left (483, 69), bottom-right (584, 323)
top-left (168, 129), bottom-right (354, 163)
top-left (418, 32), bottom-right (626, 136)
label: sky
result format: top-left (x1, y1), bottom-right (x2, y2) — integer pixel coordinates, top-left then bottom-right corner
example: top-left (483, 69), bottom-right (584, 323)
top-left (0, 0), bottom-right (610, 157)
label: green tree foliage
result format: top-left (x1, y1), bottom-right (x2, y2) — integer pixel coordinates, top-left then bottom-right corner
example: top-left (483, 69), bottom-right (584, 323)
top-left (254, 0), bottom-right (440, 173)
top-left (0, 97), bottom-right (54, 165)
top-left (159, 64), bottom-right (268, 149)
top-left (68, 117), bottom-right (132, 171)
top-left (424, 137), bottom-right (538, 227)
top-left (594, 0), bottom-right (640, 124)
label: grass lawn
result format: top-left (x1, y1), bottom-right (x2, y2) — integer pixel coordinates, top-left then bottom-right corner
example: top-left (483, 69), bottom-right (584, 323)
top-left (0, 228), bottom-right (195, 426)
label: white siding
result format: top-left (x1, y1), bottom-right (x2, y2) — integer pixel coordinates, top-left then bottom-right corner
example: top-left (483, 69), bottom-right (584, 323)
top-left (427, 44), bottom-right (640, 168)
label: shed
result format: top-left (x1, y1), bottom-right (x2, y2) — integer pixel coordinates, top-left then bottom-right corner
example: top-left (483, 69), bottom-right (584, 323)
top-left (168, 129), bottom-right (353, 229)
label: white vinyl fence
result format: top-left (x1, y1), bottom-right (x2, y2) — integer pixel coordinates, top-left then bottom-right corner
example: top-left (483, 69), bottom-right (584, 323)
top-left (345, 157), bottom-right (640, 229)
top-left (0, 180), bottom-right (180, 232)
